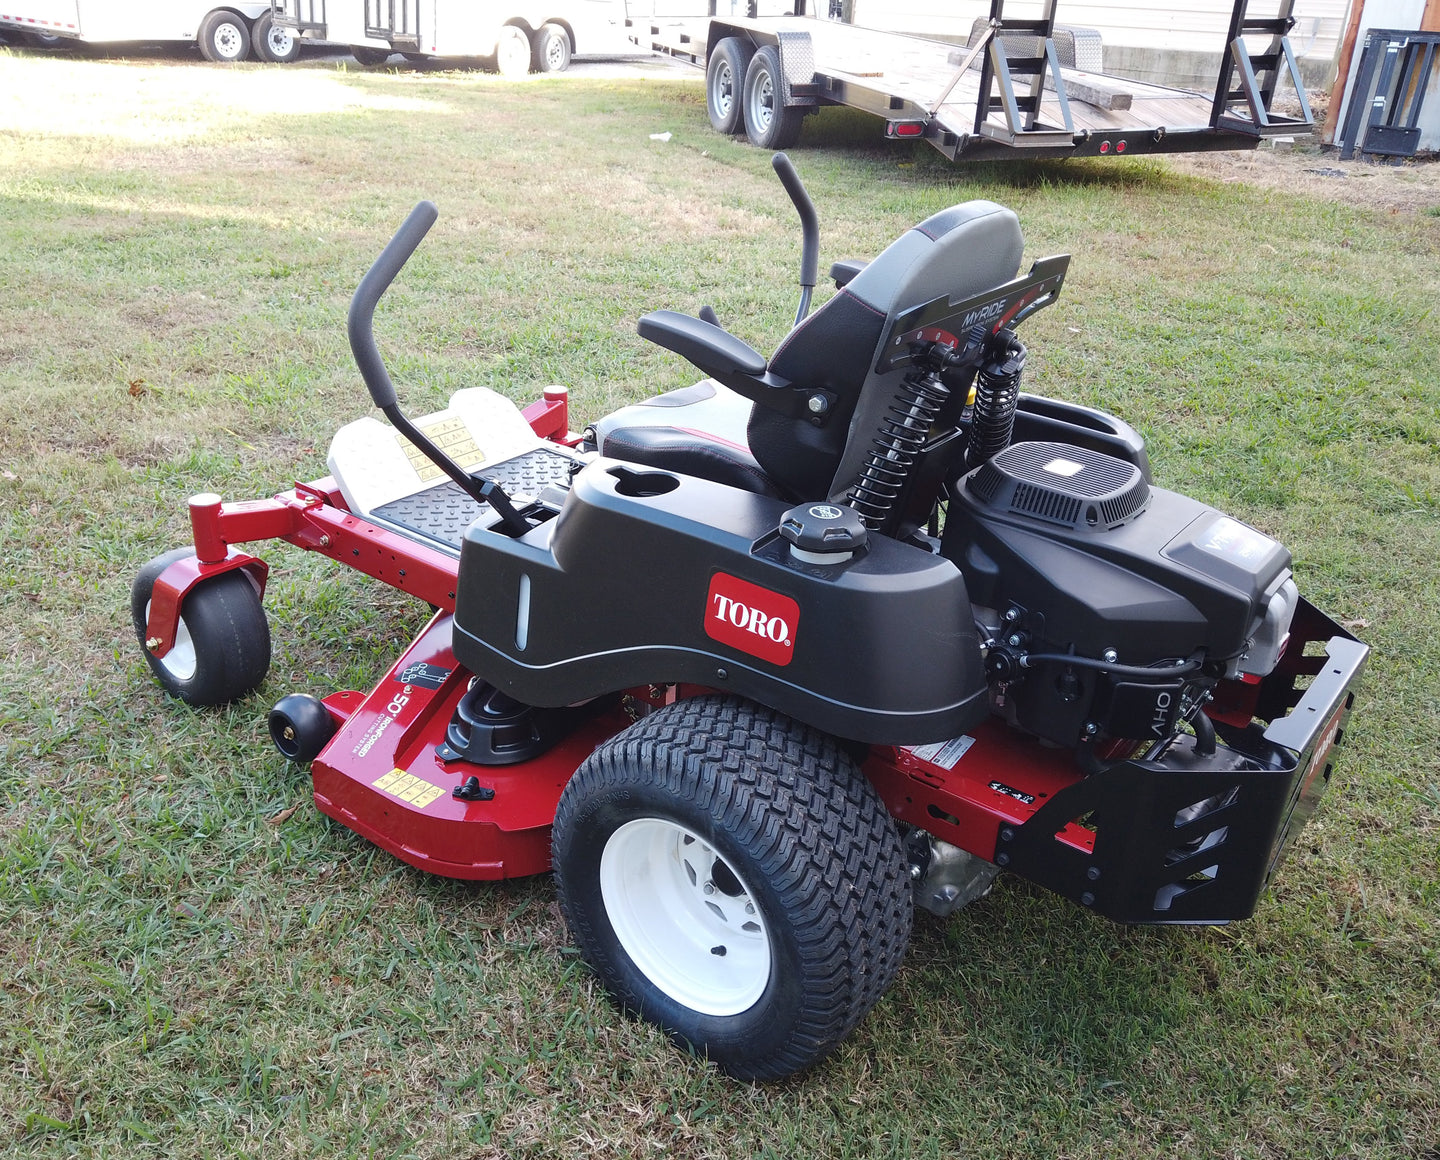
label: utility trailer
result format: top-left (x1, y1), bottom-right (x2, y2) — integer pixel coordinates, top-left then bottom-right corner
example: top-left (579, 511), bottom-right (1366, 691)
top-left (273, 0), bottom-right (636, 74)
top-left (639, 0), bottom-right (1314, 162)
top-left (0, 1), bottom-right (300, 62)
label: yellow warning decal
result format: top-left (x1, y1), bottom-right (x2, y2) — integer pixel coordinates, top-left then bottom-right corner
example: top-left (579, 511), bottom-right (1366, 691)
top-left (397, 416), bottom-right (486, 483)
top-left (373, 767), bottom-right (446, 809)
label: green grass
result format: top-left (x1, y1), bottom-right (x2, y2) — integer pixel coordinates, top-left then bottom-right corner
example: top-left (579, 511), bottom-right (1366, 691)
top-left (2, 47), bottom-right (1439, 1160)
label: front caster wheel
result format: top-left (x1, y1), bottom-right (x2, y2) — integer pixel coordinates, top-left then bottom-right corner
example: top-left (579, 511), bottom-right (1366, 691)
top-left (131, 548), bottom-right (270, 707)
top-left (552, 694), bottom-right (912, 1081)
top-left (269, 693), bottom-right (336, 762)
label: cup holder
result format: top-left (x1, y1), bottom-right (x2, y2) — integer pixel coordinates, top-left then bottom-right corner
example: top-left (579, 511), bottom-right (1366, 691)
top-left (608, 466), bottom-right (680, 498)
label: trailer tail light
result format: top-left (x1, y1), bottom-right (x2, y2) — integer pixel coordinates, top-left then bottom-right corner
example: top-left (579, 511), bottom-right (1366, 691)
top-left (885, 121), bottom-right (926, 139)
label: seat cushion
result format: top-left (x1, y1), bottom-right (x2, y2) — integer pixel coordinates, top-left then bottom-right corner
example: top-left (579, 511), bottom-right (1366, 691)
top-left (587, 381), bottom-right (783, 497)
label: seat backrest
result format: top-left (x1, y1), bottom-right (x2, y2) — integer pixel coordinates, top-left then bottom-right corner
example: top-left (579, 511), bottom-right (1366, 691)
top-left (747, 200), bottom-right (1024, 502)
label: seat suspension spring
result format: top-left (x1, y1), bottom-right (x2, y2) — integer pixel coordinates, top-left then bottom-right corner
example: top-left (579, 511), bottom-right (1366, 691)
top-left (966, 331), bottom-right (1026, 469)
top-left (849, 369), bottom-right (951, 531)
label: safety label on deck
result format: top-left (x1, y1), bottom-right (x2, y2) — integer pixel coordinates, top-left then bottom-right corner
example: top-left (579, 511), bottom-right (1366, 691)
top-left (908, 735), bottom-right (976, 770)
top-left (373, 768), bottom-right (446, 809)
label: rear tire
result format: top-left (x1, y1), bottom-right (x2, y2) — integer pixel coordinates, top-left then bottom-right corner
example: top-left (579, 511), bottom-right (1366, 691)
top-left (533, 23), bottom-right (570, 73)
top-left (552, 694), bottom-right (911, 1081)
top-left (251, 11), bottom-right (300, 63)
top-left (132, 548), bottom-right (270, 707)
top-left (495, 25), bottom-right (531, 78)
top-left (743, 44), bottom-right (804, 150)
top-left (198, 9), bottom-right (251, 63)
top-left (706, 37), bottom-right (754, 135)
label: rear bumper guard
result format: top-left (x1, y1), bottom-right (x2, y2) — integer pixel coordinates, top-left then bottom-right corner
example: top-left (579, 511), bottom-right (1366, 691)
top-left (1000, 600), bottom-right (1367, 924)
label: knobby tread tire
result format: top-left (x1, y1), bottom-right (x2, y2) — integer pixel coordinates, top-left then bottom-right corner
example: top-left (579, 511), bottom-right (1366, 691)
top-left (552, 694), bottom-right (911, 1080)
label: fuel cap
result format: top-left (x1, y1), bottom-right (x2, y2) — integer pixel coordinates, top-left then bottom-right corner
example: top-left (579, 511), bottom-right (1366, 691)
top-left (779, 503), bottom-right (868, 564)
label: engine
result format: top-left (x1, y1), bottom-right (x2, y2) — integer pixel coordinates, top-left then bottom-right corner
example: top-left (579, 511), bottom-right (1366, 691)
top-left (943, 441), bottom-right (1299, 751)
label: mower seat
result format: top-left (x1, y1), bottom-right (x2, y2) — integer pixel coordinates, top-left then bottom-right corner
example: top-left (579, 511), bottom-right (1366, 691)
top-left (596, 200), bottom-right (1025, 503)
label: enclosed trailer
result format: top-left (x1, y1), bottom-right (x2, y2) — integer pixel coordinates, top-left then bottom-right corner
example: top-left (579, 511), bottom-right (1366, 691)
top-left (640, 0), bottom-right (1315, 161)
top-left (0, 1), bottom-right (300, 61)
top-left (273, 0), bottom-right (636, 74)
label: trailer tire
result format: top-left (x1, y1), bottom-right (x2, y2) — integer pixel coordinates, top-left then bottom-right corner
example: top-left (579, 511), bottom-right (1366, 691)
top-left (743, 44), bottom-right (804, 150)
top-left (251, 11), bottom-right (300, 64)
top-left (198, 9), bottom-right (251, 63)
top-left (552, 694), bottom-right (912, 1081)
top-left (495, 25), bottom-right (532, 78)
top-left (132, 549), bottom-right (271, 708)
top-left (350, 45), bottom-right (392, 65)
top-left (706, 37), bottom-right (754, 136)
top-left (20, 30), bottom-right (67, 49)
top-left (533, 23), bottom-right (570, 73)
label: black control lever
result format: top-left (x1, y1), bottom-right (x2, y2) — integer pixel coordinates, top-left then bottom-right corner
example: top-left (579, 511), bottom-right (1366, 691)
top-left (771, 152), bottom-right (819, 326)
top-left (347, 201), bottom-right (530, 537)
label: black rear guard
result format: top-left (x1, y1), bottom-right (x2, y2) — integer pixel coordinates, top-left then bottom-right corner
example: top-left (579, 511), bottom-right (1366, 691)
top-left (999, 599), bottom-right (1367, 924)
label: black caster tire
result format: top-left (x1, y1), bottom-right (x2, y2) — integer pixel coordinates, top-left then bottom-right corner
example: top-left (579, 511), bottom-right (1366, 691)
top-left (494, 25), bottom-right (531, 78)
top-left (251, 11), bottom-right (300, 63)
top-left (269, 693), bottom-right (336, 763)
top-left (551, 694), bottom-right (912, 1081)
top-left (706, 36), bottom-right (754, 136)
top-left (350, 45), bottom-right (392, 66)
top-left (198, 9), bottom-right (251, 63)
top-left (131, 548), bottom-right (271, 707)
top-left (743, 44), bottom-right (804, 150)
top-left (533, 23), bottom-right (570, 73)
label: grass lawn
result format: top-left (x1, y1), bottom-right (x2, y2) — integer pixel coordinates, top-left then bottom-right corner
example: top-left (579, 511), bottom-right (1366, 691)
top-left (1, 45), bottom-right (1437, 1160)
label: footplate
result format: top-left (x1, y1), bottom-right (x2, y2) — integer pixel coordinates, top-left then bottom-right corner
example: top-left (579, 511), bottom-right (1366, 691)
top-left (371, 447), bottom-right (577, 553)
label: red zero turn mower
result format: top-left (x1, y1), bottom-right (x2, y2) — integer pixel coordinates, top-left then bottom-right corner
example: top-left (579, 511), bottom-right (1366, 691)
top-left (133, 155), bottom-right (1368, 1081)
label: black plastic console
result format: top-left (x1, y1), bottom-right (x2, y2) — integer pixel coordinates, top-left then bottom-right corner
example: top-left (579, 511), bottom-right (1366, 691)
top-left (451, 459), bottom-right (990, 745)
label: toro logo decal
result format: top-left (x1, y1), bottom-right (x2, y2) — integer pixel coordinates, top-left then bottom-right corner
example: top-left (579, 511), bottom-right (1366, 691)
top-left (704, 573), bottom-right (798, 667)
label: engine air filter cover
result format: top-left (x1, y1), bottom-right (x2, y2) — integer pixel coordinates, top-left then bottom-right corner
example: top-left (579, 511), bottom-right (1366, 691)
top-left (967, 441), bottom-right (1149, 532)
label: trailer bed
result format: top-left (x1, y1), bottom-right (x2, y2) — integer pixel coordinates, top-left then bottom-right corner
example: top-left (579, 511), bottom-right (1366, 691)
top-left (639, 3), bottom-right (1312, 163)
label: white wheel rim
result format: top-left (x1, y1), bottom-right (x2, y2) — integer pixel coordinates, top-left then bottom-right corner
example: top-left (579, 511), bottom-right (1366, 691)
top-left (215, 23), bottom-right (244, 58)
top-left (144, 599), bottom-right (197, 681)
top-left (600, 818), bottom-right (770, 1017)
top-left (751, 69), bottom-right (774, 133)
top-left (499, 31), bottom-right (527, 73)
top-left (267, 28), bottom-right (293, 56)
top-left (714, 62), bottom-right (734, 118)
top-left (545, 36), bottom-right (564, 68)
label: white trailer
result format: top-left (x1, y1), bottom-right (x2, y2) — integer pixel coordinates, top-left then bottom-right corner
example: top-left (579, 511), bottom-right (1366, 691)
top-left (0, 1), bottom-right (301, 61)
top-left (273, 0), bottom-right (637, 75)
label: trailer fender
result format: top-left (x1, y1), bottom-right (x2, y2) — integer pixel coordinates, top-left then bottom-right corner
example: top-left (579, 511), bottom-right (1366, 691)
top-left (707, 21), bottom-right (817, 108)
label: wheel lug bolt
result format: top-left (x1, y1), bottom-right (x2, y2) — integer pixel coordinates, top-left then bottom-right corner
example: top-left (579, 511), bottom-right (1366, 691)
top-left (703, 882), bottom-right (716, 895)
